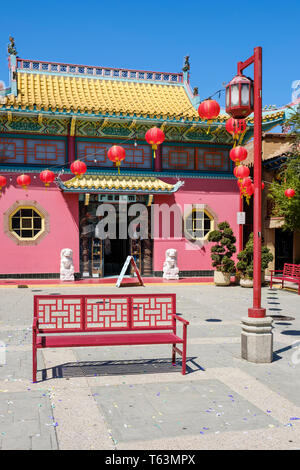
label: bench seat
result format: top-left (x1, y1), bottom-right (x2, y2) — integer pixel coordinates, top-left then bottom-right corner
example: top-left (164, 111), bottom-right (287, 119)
top-left (270, 263), bottom-right (300, 295)
top-left (32, 293), bottom-right (189, 382)
top-left (36, 332), bottom-right (183, 349)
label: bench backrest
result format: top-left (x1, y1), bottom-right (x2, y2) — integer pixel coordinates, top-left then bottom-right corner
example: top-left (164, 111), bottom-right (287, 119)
top-left (283, 264), bottom-right (300, 279)
top-left (34, 293), bottom-right (176, 334)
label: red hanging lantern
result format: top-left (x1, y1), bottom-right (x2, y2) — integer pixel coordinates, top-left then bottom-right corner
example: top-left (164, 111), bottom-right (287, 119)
top-left (261, 182), bottom-right (265, 190)
top-left (70, 160), bottom-right (87, 177)
top-left (198, 99), bottom-right (220, 133)
top-left (225, 117), bottom-right (247, 146)
top-left (235, 165), bottom-right (250, 179)
top-left (230, 146), bottom-right (248, 166)
top-left (225, 74), bottom-right (254, 119)
top-left (284, 188), bottom-right (295, 199)
top-left (0, 175), bottom-right (7, 194)
top-left (242, 176), bottom-right (252, 187)
top-left (17, 174), bottom-right (31, 190)
top-left (246, 183), bottom-right (254, 196)
top-left (40, 169), bottom-right (55, 187)
top-left (107, 145), bottom-right (126, 174)
top-left (145, 127), bottom-right (165, 159)
top-left (198, 99), bottom-right (220, 120)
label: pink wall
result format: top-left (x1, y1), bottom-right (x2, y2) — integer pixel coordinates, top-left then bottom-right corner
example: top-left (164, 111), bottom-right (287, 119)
top-left (0, 174), bottom-right (79, 274)
top-left (153, 177), bottom-right (240, 272)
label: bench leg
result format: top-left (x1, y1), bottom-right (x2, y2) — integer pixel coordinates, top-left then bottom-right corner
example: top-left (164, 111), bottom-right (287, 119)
top-left (182, 342), bottom-right (187, 375)
top-left (182, 325), bottom-right (187, 375)
top-left (172, 344), bottom-right (176, 365)
top-left (32, 345), bottom-right (37, 383)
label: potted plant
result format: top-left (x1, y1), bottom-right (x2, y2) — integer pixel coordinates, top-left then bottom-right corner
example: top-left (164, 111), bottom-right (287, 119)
top-left (236, 233), bottom-right (273, 287)
top-left (207, 221), bottom-right (236, 286)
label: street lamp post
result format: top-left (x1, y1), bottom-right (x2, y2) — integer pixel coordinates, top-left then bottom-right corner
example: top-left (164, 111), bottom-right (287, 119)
top-left (226, 47), bottom-right (273, 363)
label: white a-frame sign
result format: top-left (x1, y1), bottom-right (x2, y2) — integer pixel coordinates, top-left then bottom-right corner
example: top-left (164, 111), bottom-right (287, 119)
top-left (116, 256), bottom-right (144, 288)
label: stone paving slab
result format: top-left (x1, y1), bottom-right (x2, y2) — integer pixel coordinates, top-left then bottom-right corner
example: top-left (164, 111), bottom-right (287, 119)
top-left (91, 379), bottom-right (281, 444)
top-left (0, 390), bottom-right (58, 450)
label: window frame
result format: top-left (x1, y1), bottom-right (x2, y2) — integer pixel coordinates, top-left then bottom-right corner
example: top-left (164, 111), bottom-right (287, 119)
top-left (184, 208), bottom-right (214, 241)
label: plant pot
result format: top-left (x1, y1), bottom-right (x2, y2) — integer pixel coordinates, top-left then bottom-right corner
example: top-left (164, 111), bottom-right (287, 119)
top-left (240, 278), bottom-right (253, 288)
top-left (214, 271), bottom-right (231, 286)
top-left (240, 272), bottom-right (265, 288)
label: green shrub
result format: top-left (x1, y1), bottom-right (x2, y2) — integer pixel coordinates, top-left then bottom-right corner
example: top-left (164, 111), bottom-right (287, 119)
top-left (236, 233), bottom-right (273, 279)
top-left (207, 221), bottom-right (236, 273)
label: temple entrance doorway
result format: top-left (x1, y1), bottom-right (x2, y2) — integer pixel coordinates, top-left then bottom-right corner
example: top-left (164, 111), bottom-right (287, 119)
top-left (79, 194), bottom-right (152, 278)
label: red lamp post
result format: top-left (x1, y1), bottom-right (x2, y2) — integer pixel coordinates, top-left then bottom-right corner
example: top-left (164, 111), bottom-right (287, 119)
top-left (226, 47), bottom-right (264, 319)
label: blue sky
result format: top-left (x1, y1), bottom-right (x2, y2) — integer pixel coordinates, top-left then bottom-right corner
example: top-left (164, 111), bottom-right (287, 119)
top-left (0, 0), bottom-right (299, 109)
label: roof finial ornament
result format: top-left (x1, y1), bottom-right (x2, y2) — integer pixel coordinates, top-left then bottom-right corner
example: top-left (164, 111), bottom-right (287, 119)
top-left (182, 56), bottom-right (190, 72)
top-left (193, 87), bottom-right (199, 96)
top-left (7, 36), bottom-right (17, 55)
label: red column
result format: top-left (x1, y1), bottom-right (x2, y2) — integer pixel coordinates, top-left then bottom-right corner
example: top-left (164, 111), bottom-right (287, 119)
top-left (248, 46), bottom-right (266, 319)
top-left (239, 194), bottom-right (243, 253)
top-left (154, 144), bottom-right (162, 172)
top-left (68, 135), bottom-right (76, 164)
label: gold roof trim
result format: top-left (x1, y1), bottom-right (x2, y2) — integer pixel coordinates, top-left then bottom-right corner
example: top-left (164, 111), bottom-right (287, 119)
top-left (60, 174), bottom-right (184, 193)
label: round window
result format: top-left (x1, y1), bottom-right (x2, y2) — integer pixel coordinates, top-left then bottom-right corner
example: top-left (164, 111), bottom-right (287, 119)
top-left (10, 207), bottom-right (44, 240)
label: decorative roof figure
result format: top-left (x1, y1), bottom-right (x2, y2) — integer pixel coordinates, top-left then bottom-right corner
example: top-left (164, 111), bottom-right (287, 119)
top-left (182, 56), bottom-right (190, 72)
top-left (7, 36), bottom-right (17, 55)
top-left (193, 87), bottom-right (199, 96)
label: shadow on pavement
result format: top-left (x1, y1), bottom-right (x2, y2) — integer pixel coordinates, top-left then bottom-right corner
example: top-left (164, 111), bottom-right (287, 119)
top-left (38, 357), bottom-right (204, 382)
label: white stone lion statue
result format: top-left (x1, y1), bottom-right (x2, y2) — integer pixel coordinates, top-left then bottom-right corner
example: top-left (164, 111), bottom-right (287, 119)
top-left (163, 248), bottom-right (179, 280)
top-left (60, 248), bottom-right (75, 281)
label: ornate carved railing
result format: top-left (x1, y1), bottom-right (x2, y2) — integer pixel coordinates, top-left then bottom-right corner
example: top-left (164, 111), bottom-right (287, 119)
top-left (16, 58), bottom-right (183, 84)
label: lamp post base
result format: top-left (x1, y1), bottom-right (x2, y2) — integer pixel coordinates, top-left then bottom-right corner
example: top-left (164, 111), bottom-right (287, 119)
top-left (248, 307), bottom-right (266, 318)
top-left (241, 316), bottom-right (273, 363)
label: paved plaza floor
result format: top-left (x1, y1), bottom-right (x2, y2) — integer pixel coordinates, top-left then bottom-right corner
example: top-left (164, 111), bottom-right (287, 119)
top-left (0, 282), bottom-right (299, 450)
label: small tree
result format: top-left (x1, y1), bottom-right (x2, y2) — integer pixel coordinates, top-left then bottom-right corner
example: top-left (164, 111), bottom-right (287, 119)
top-left (236, 233), bottom-right (273, 279)
top-left (207, 221), bottom-right (236, 273)
top-left (268, 106), bottom-right (300, 231)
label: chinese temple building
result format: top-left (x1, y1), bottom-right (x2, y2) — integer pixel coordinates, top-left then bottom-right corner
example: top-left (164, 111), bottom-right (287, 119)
top-left (0, 39), bottom-right (291, 279)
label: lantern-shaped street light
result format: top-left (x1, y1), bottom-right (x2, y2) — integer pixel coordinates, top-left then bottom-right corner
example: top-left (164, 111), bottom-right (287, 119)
top-left (226, 74), bottom-right (254, 119)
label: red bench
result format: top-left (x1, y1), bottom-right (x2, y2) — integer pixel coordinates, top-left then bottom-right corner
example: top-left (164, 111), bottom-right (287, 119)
top-left (32, 293), bottom-right (189, 382)
top-left (270, 263), bottom-right (300, 295)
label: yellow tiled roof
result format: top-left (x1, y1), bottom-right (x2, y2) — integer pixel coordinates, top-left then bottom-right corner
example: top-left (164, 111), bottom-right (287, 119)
top-left (5, 71), bottom-right (200, 120)
top-left (62, 174), bottom-right (182, 193)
